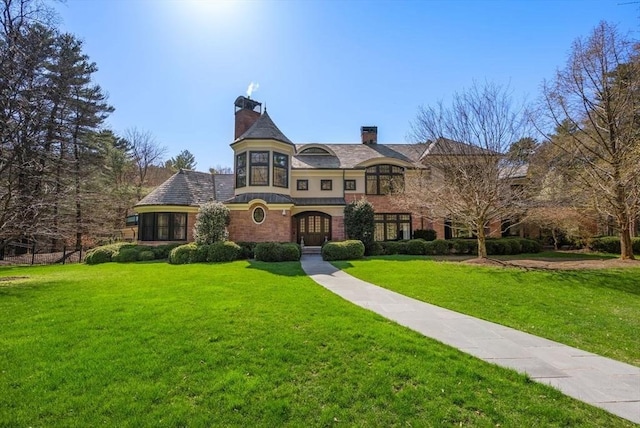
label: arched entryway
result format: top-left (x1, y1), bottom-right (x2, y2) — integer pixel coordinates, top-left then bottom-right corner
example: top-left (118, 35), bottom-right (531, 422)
top-left (296, 212), bottom-right (332, 246)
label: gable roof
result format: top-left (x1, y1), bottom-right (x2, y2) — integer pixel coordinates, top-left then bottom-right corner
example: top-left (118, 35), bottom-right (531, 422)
top-left (234, 111), bottom-right (293, 145)
top-left (292, 143), bottom-right (427, 169)
top-left (135, 169), bottom-right (234, 207)
top-left (421, 138), bottom-right (497, 157)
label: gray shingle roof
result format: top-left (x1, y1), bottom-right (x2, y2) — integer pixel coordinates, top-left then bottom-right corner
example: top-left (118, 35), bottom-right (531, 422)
top-left (234, 111), bottom-right (293, 145)
top-left (292, 143), bottom-right (427, 169)
top-left (293, 197), bottom-right (346, 206)
top-left (135, 170), bottom-right (234, 207)
top-left (422, 138), bottom-right (497, 156)
top-left (224, 193), bottom-right (294, 204)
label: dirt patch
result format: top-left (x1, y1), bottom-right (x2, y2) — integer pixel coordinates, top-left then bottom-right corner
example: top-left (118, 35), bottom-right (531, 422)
top-left (0, 276), bottom-right (29, 282)
top-left (462, 258), bottom-right (640, 270)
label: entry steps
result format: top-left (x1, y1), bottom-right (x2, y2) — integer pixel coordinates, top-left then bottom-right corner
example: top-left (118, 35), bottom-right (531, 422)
top-left (301, 246), bottom-right (321, 255)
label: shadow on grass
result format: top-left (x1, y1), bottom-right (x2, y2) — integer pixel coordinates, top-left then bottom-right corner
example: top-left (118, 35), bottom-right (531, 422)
top-left (245, 260), bottom-right (308, 277)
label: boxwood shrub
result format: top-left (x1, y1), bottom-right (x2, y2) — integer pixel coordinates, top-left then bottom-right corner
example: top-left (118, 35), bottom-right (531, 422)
top-left (138, 250), bottom-right (156, 261)
top-left (413, 229), bottom-right (437, 241)
top-left (207, 241), bottom-right (242, 262)
top-left (406, 239), bottom-right (428, 255)
top-left (169, 243), bottom-right (198, 264)
top-left (112, 247), bottom-right (141, 263)
top-left (254, 242), bottom-right (301, 262)
top-left (322, 240), bottom-right (365, 261)
top-left (236, 242), bottom-right (257, 259)
top-left (589, 236), bottom-right (640, 254)
top-left (381, 241), bottom-right (409, 255)
top-left (85, 242), bottom-right (135, 264)
top-left (151, 243), bottom-right (181, 260)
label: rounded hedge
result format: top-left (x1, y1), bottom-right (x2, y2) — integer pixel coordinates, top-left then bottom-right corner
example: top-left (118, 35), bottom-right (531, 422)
top-left (406, 239), bottom-right (428, 255)
top-left (112, 247), bottom-right (141, 263)
top-left (138, 250), bottom-right (156, 261)
top-left (280, 243), bottom-right (301, 261)
top-left (207, 241), bottom-right (242, 262)
top-left (322, 240), bottom-right (365, 261)
top-left (254, 242), bottom-right (301, 262)
top-left (85, 243), bottom-right (134, 264)
top-left (169, 243), bottom-right (198, 264)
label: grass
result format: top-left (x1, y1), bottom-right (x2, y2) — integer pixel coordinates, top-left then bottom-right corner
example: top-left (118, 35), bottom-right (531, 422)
top-left (332, 256), bottom-right (640, 366)
top-left (494, 250), bottom-right (619, 260)
top-left (0, 262), bottom-right (635, 427)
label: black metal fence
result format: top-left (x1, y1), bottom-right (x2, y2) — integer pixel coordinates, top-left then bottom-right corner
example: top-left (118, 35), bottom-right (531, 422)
top-left (0, 241), bottom-right (86, 265)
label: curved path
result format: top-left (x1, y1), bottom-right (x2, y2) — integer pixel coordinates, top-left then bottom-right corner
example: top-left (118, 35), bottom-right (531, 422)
top-left (301, 254), bottom-right (640, 424)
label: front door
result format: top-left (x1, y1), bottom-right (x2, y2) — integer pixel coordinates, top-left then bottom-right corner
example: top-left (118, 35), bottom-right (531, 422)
top-left (297, 212), bottom-right (331, 246)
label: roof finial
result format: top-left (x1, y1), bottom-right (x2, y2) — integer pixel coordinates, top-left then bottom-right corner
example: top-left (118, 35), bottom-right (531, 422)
top-left (264, 102), bottom-right (267, 114)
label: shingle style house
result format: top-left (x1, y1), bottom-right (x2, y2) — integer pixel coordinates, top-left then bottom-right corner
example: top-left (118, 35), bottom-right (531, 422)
top-left (134, 95), bottom-right (480, 245)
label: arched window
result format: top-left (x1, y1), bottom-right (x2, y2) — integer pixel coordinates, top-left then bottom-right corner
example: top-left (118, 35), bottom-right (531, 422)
top-left (365, 164), bottom-right (404, 195)
top-left (300, 147), bottom-right (330, 155)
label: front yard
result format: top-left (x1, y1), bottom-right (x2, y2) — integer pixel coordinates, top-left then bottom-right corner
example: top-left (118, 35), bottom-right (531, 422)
top-left (0, 262), bottom-right (635, 426)
top-left (332, 255), bottom-right (640, 366)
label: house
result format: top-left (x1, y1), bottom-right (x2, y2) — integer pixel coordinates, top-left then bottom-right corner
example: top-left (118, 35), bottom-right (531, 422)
top-left (134, 95), bottom-right (502, 245)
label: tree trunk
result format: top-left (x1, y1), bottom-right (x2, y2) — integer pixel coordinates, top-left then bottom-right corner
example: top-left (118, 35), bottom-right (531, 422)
top-left (477, 226), bottom-right (488, 259)
top-left (619, 222), bottom-right (634, 260)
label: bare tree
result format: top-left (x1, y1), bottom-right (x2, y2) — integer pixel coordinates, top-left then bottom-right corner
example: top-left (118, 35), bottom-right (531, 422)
top-left (125, 128), bottom-right (166, 200)
top-left (209, 164), bottom-right (233, 174)
top-left (404, 81), bottom-right (531, 258)
top-left (539, 21), bottom-right (640, 259)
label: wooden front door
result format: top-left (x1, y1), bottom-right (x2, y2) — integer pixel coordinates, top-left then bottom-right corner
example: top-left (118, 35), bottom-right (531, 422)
top-left (298, 212), bottom-right (331, 246)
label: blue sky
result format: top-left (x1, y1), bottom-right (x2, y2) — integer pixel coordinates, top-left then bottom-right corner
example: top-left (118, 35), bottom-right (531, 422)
top-left (55, 0), bottom-right (638, 172)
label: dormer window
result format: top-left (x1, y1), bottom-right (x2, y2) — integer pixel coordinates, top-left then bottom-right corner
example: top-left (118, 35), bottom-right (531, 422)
top-left (300, 147), bottom-right (331, 155)
top-left (366, 164), bottom-right (404, 195)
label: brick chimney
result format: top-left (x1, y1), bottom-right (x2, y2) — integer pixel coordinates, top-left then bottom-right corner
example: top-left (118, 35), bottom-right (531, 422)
top-left (234, 96), bottom-right (262, 140)
top-left (361, 126), bottom-right (377, 144)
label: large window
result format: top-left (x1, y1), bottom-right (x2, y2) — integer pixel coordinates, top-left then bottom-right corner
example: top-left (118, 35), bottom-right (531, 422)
top-left (235, 152), bottom-right (247, 188)
top-left (250, 151), bottom-right (269, 186)
top-left (273, 152), bottom-right (289, 188)
top-left (139, 213), bottom-right (187, 241)
top-left (366, 164), bottom-right (404, 195)
top-left (374, 213), bottom-right (411, 241)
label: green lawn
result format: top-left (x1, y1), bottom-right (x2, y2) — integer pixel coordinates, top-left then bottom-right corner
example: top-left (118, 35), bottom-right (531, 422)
top-left (0, 262), bottom-right (635, 427)
top-left (332, 256), bottom-right (640, 366)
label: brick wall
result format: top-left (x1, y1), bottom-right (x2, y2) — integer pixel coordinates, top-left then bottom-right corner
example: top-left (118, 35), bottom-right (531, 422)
top-left (332, 216), bottom-right (345, 241)
top-left (347, 193), bottom-right (424, 238)
top-left (228, 207), bottom-right (292, 242)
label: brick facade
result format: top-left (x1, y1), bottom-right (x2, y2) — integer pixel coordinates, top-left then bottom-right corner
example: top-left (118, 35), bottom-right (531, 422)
top-left (348, 193), bottom-right (425, 239)
top-left (228, 206), bottom-right (292, 243)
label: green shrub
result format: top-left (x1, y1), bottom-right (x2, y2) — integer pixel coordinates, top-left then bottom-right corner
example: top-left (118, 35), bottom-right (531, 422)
top-left (207, 241), bottom-right (241, 262)
top-left (519, 238), bottom-right (540, 253)
top-left (138, 250), bottom-right (156, 261)
top-left (507, 239), bottom-right (522, 254)
top-left (344, 199), bottom-right (375, 255)
top-left (85, 242), bottom-right (133, 264)
top-left (368, 242), bottom-right (385, 256)
top-left (191, 244), bottom-right (209, 263)
top-left (236, 242), bottom-right (257, 259)
top-left (589, 236), bottom-right (640, 254)
top-left (381, 241), bottom-right (409, 255)
top-left (406, 239), bottom-right (427, 255)
top-left (280, 243), bottom-right (301, 261)
top-left (113, 247), bottom-right (141, 263)
top-left (193, 201), bottom-right (230, 245)
top-left (152, 243), bottom-right (181, 260)
top-left (169, 243), bottom-right (198, 264)
top-left (255, 242), bottom-right (283, 262)
top-left (413, 229), bottom-right (437, 241)
top-left (431, 239), bottom-right (451, 255)
top-left (452, 239), bottom-right (476, 255)
top-left (322, 240), bottom-right (365, 261)
top-left (85, 247), bottom-right (113, 264)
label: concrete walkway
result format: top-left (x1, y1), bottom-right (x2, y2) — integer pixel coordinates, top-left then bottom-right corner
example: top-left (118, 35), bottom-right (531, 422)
top-left (301, 254), bottom-right (640, 424)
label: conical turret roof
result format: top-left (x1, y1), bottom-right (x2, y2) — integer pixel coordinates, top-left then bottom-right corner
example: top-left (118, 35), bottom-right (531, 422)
top-left (234, 111), bottom-right (293, 145)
